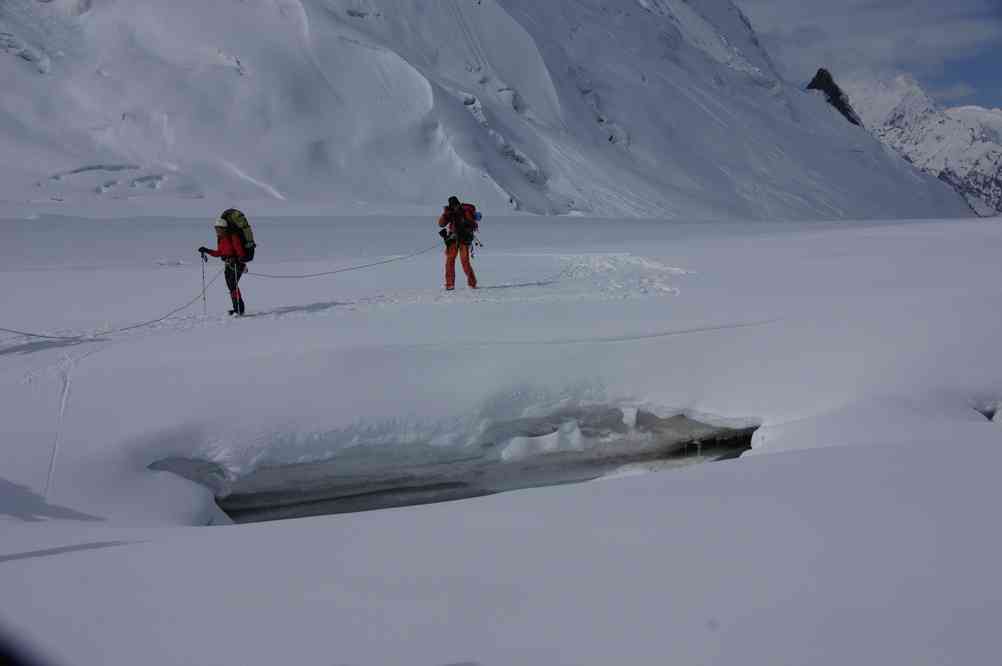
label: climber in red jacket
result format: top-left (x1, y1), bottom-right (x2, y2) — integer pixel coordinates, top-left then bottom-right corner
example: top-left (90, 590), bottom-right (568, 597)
top-left (199, 217), bottom-right (248, 315)
top-left (437, 195), bottom-right (480, 290)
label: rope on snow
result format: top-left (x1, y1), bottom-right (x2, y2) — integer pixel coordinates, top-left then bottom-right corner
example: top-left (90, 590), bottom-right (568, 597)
top-left (0, 269), bottom-right (225, 342)
top-left (246, 244), bottom-right (441, 279)
top-left (0, 241), bottom-right (441, 341)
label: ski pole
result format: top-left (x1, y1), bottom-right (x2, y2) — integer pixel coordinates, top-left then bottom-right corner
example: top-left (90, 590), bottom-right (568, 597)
top-left (200, 251), bottom-right (208, 315)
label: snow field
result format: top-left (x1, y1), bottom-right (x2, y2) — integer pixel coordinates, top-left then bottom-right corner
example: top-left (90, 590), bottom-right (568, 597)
top-left (2, 214), bottom-right (1001, 514)
top-left (3, 213), bottom-right (1002, 664)
top-left (2, 437), bottom-right (1001, 666)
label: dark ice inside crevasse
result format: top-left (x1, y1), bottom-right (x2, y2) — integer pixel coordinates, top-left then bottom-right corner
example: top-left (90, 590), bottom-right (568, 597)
top-left (151, 407), bottom-right (757, 523)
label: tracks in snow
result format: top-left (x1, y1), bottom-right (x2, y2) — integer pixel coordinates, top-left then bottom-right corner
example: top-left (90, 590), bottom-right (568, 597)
top-left (37, 345), bottom-right (108, 499)
top-left (43, 359), bottom-right (73, 499)
top-left (449, 0), bottom-right (488, 73)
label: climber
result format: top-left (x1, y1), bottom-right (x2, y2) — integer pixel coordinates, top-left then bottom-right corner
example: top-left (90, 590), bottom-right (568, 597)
top-left (437, 195), bottom-right (480, 290)
top-left (199, 209), bottom-right (255, 315)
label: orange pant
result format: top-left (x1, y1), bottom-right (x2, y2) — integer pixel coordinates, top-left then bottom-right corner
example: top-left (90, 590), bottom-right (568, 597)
top-left (445, 242), bottom-right (477, 289)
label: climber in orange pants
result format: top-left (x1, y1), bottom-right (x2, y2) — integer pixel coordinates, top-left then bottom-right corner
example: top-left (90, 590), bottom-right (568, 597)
top-left (438, 195), bottom-right (480, 290)
top-left (445, 241), bottom-right (476, 291)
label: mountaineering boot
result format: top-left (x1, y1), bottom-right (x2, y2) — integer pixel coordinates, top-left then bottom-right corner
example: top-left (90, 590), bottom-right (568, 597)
top-left (228, 284), bottom-right (246, 316)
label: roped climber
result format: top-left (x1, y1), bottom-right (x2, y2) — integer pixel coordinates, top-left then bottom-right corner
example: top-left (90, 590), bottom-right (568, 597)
top-left (438, 195), bottom-right (480, 290)
top-left (199, 211), bottom-right (252, 315)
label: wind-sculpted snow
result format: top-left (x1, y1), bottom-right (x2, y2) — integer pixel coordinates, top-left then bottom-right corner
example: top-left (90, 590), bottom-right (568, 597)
top-left (0, 0), bottom-right (970, 218)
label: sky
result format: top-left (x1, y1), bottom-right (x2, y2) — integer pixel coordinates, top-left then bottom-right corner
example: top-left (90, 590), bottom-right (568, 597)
top-left (735, 0), bottom-right (1002, 109)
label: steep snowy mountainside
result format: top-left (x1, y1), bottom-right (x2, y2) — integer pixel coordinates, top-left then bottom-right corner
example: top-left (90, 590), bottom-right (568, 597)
top-left (1, 0), bottom-right (970, 219)
top-left (846, 75), bottom-right (1002, 216)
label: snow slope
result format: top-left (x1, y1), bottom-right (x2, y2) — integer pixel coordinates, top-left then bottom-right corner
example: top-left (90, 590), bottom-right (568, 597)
top-left (4, 439), bottom-right (1001, 666)
top-left (846, 75), bottom-right (1002, 216)
top-left (2, 212), bottom-right (1002, 664)
top-left (1, 0), bottom-right (969, 219)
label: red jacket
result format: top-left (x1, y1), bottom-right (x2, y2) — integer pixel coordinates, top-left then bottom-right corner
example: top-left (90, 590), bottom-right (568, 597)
top-left (206, 232), bottom-right (247, 261)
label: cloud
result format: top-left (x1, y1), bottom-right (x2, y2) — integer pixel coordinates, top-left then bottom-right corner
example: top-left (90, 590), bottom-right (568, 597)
top-left (735, 0), bottom-right (1002, 82)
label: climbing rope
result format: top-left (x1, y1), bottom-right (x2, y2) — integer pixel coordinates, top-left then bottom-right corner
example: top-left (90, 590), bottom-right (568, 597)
top-left (0, 269), bottom-right (224, 342)
top-left (0, 242), bottom-right (577, 344)
top-left (101, 269), bottom-right (224, 335)
top-left (246, 244), bottom-right (440, 279)
top-left (0, 242), bottom-right (441, 342)
top-left (0, 327), bottom-right (83, 341)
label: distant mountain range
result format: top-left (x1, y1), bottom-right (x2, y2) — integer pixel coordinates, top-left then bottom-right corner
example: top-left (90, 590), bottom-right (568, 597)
top-left (845, 75), bottom-right (1002, 216)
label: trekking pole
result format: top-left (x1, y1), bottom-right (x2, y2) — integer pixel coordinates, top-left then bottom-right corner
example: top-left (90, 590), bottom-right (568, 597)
top-left (200, 251), bottom-right (208, 316)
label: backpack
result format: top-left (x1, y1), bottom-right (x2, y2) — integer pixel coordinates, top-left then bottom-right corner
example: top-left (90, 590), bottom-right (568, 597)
top-left (221, 208), bottom-right (256, 261)
top-left (462, 203), bottom-right (481, 226)
top-left (455, 203), bottom-right (480, 242)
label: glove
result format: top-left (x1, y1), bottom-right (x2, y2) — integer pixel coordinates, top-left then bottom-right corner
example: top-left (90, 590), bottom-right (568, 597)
top-left (198, 246), bottom-right (209, 254)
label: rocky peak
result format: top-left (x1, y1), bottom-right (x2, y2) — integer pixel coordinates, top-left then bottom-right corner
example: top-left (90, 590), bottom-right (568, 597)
top-left (807, 68), bottom-right (863, 127)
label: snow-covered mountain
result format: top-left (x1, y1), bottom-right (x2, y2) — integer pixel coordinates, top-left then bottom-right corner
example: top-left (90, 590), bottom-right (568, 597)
top-left (1, 0), bottom-right (969, 219)
top-left (846, 75), bottom-right (1002, 216)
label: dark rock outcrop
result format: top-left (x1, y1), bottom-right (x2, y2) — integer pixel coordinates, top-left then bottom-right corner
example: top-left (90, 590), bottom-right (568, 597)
top-left (807, 68), bottom-right (863, 127)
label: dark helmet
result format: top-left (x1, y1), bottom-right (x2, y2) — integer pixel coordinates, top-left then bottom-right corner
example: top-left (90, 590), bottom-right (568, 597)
top-left (447, 195), bottom-right (461, 208)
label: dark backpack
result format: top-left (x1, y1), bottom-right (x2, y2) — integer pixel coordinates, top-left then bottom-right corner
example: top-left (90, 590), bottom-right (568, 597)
top-left (454, 203), bottom-right (480, 243)
top-left (221, 208), bottom-right (256, 261)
